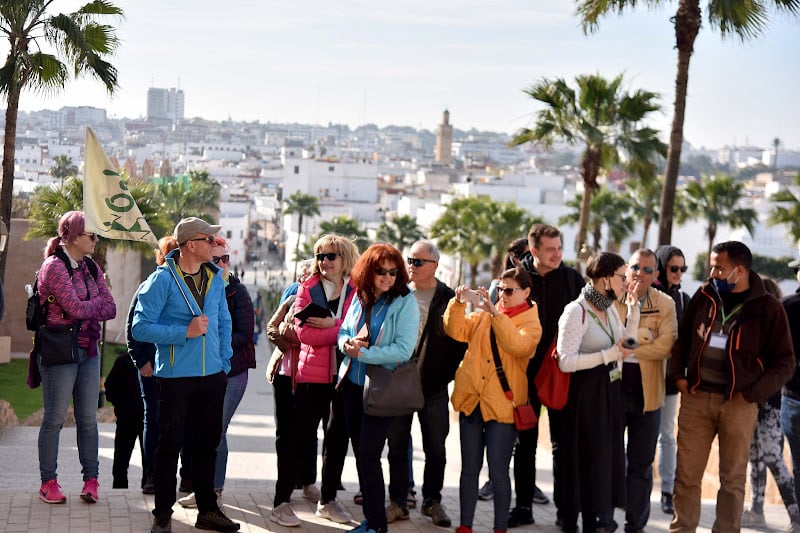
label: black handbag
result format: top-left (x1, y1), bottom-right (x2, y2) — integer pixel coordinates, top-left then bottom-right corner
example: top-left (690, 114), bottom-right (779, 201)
top-left (38, 324), bottom-right (80, 367)
top-left (363, 361), bottom-right (424, 417)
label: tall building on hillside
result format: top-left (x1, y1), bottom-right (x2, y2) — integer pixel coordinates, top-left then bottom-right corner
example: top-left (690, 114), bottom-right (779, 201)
top-left (435, 109), bottom-right (453, 165)
top-left (147, 87), bottom-right (185, 121)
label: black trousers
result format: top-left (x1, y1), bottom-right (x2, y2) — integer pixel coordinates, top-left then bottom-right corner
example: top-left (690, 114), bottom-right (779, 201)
top-left (321, 386), bottom-right (350, 503)
top-left (112, 414), bottom-right (144, 489)
top-left (152, 372), bottom-right (227, 520)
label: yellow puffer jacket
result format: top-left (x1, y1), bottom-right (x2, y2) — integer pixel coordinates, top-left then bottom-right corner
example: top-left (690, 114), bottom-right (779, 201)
top-left (444, 299), bottom-right (542, 424)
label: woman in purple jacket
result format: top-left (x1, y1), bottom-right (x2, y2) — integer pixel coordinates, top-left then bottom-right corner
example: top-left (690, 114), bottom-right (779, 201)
top-left (270, 234), bottom-right (360, 528)
top-left (36, 211), bottom-right (116, 505)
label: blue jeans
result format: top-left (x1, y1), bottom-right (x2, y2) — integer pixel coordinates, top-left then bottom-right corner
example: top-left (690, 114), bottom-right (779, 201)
top-left (658, 393), bottom-right (678, 494)
top-left (782, 395), bottom-right (800, 509)
top-left (459, 405), bottom-right (517, 531)
top-left (214, 371), bottom-right (249, 490)
top-left (38, 348), bottom-right (100, 482)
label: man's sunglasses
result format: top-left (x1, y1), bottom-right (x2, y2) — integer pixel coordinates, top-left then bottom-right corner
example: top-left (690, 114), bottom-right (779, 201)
top-left (189, 236), bottom-right (215, 245)
top-left (629, 264), bottom-right (654, 274)
top-left (316, 252), bottom-right (339, 262)
top-left (375, 267), bottom-right (399, 277)
top-left (669, 265), bottom-right (688, 273)
top-left (407, 257), bottom-right (436, 267)
top-left (212, 255), bottom-right (230, 265)
top-left (497, 287), bottom-right (524, 296)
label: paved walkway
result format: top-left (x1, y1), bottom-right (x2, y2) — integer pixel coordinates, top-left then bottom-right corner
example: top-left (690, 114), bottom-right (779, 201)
top-left (0, 307), bottom-right (793, 532)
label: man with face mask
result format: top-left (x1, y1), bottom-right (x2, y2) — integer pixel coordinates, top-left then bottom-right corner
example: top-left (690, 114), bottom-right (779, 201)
top-left (667, 241), bottom-right (795, 533)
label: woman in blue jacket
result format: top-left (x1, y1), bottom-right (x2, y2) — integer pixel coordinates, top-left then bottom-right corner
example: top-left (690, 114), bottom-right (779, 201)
top-left (337, 243), bottom-right (420, 533)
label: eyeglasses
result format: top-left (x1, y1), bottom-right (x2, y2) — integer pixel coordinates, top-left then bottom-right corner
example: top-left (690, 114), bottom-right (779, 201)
top-left (497, 287), bottom-right (524, 296)
top-left (189, 236), bottom-right (215, 245)
top-left (629, 264), bottom-right (654, 274)
top-left (615, 273), bottom-right (627, 282)
top-left (375, 267), bottom-right (399, 277)
top-left (669, 265), bottom-right (688, 273)
top-left (212, 255), bottom-right (230, 265)
top-left (316, 252), bottom-right (339, 262)
top-left (80, 232), bottom-right (98, 241)
top-left (407, 257), bottom-right (436, 267)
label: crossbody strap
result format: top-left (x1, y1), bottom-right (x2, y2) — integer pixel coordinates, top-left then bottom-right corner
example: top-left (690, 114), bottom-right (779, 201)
top-left (489, 327), bottom-right (515, 405)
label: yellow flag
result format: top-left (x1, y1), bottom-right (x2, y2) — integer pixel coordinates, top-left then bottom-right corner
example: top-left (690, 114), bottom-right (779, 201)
top-left (83, 127), bottom-right (158, 245)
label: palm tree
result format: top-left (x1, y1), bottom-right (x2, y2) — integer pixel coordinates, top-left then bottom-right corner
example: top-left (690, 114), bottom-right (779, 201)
top-left (559, 189), bottom-right (635, 252)
top-left (49, 155), bottom-right (78, 187)
top-left (674, 175), bottom-right (758, 268)
top-left (768, 172), bottom-right (800, 246)
top-left (625, 176), bottom-right (663, 247)
top-left (576, 0), bottom-right (800, 246)
top-left (154, 178), bottom-right (220, 229)
top-left (485, 202), bottom-right (540, 278)
top-left (510, 73), bottom-right (665, 258)
top-left (318, 215), bottom-right (369, 251)
top-left (26, 176), bottom-right (171, 272)
top-left (773, 137), bottom-right (781, 169)
top-left (283, 192), bottom-right (320, 277)
top-left (0, 0), bottom-right (124, 283)
top-left (430, 197), bottom-right (493, 287)
top-left (376, 214), bottom-right (425, 253)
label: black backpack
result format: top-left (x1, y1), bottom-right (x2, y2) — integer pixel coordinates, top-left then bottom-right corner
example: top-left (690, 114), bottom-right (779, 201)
top-left (26, 249), bottom-right (99, 331)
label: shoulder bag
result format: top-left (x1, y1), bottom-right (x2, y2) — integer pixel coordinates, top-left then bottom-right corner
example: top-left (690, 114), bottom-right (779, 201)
top-left (360, 301), bottom-right (424, 417)
top-left (489, 327), bottom-right (537, 431)
top-left (533, 304), bottom-right (584, 410)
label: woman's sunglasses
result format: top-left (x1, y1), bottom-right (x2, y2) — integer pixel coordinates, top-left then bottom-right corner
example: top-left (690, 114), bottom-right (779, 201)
top-left (212, 255), bottom-right (230, 265)
top-left (80, 232), bottom-right (98, 241)
top-left (669, 265), bottom-right (688, 273)
top-left (375, 267), bottom-right (399, 277)
top-left (316, 252), bottom-right (339, 262)
top-left (497, 287), bottom-right (523, 296)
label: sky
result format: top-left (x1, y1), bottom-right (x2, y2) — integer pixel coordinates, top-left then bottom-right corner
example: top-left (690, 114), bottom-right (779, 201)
top-left (16, 0), bottom-right (800, 150)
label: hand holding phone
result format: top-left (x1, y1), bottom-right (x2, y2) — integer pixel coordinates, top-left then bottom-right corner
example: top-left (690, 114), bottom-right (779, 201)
top-left (462, 289), bottom-right (483, 306)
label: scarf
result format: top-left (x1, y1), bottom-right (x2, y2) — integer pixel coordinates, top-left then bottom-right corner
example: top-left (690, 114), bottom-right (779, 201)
top-left (498, 301), bottom-right (531, 318)
top-left (583, 282), bottom-right (614, 311)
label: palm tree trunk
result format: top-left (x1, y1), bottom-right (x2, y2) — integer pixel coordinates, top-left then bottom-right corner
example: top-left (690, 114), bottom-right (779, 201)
top-left (658, 0), bottom-right (701, 246)
top-left (470, 263), bottom-right (479, 288)
top-left (642, 217), bottom-right (652, 248)
top-left (0, 84), bottom-right (21, 284)
top-left (578, 189), bottom-right (594, 254)
top-left (706, 224), bottom-right (717, 272)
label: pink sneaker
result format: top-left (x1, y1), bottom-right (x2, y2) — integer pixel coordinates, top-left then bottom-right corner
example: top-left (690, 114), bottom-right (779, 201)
top-left (80, 478), bottom-right (99, 503)
top-left (39, 479), bottom-right (66, 504)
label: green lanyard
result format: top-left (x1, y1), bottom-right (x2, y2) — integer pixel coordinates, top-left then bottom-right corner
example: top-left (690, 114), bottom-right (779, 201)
top-left (586, 307), bottom-right (616, 346)
top-left (720, 303), bottom-right (743, 330)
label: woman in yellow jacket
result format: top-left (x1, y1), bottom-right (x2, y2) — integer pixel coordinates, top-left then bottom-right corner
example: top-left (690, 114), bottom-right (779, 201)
top-left (443, 267), bottom-right (542, 533)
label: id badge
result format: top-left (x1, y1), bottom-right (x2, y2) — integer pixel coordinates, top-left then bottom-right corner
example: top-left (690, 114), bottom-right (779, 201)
top-left (709, 333), bottom-right (728, 350)
top-left (609, 367), bottom-right (621, 382)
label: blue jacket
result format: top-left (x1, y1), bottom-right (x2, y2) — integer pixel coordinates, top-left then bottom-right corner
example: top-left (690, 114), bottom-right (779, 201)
top-left (132, 249), bottom-right (233, 378)
top-left (337, 291), bottom-right (420, 386)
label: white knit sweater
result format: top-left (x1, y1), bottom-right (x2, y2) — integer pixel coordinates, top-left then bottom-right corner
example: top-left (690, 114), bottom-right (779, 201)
top-left (556, 295), bottom-right (640, 373)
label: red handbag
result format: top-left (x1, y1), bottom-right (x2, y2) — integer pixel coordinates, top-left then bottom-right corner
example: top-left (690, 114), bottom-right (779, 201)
top-left (512, 401), bottom-right (538, 431)
top-left (533, 339), bottom-right (570, 410)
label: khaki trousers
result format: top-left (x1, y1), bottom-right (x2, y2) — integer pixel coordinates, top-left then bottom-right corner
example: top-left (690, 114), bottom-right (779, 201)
top-left (670, 390), bottom-right (758, 533)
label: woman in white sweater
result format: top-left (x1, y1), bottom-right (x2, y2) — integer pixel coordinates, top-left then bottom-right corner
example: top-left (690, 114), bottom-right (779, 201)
top-left (556, 252), bottom-right (640, 533)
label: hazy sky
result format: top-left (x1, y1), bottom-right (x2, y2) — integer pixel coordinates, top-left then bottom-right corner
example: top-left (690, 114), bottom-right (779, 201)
top-left (17, 0), bottom-right (800, 150)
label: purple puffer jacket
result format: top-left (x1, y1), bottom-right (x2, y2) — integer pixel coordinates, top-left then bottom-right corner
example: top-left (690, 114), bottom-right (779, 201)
top-left (38, 251), bottom-right (117, 358)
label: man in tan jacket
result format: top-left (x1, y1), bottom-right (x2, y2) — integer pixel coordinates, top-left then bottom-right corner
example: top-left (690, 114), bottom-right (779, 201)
top-left (612, 248), bottom-right (677, 533)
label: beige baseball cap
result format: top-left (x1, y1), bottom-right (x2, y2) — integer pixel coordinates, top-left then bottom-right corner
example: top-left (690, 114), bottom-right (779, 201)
top-left (173, 217), bottom-right (221, 245)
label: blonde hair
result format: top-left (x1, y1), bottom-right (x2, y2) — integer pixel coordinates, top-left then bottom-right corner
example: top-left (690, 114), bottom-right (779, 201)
top-left (313, 234), bottom-right (359, 277)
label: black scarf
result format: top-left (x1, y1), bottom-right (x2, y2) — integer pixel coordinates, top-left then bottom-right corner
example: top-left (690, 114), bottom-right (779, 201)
top-left (583, 282), bottom-right (614, 311)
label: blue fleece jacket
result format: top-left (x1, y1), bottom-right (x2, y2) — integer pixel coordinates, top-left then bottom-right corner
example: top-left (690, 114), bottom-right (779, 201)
top-left (131, 249), bottom-right (233, 378)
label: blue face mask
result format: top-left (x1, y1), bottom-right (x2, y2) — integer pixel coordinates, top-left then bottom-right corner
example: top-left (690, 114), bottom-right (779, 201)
top-left (713, 269), bottom-right (739, 294)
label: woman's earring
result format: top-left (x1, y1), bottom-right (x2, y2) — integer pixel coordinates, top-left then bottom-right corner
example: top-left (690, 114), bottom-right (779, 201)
top-left (604, 282), bottom-right (611, 291)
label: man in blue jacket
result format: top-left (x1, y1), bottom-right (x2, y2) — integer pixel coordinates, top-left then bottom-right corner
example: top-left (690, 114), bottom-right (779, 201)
top-left (132, 217), bottom-right (238, 533)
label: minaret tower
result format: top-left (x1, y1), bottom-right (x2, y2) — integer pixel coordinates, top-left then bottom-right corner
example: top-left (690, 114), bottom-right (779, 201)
top-left (435, 109), bottom-right (453, 165)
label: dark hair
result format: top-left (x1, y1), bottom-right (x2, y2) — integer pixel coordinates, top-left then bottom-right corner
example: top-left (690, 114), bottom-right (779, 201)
top-left (500, 267), bottom-right (535, 306)
top-left (711, 241), bottom-right (752, 270)
top-left (528, 223), bottom-right (561, 249)
top-left (585, 252), bottom-right (626, 280)
top-left (761, 276), bottom-right (783, 299)
top-left (505, 238), bottom-right (529, 269)
top-left (351, 243), bottom-right (410, 307)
